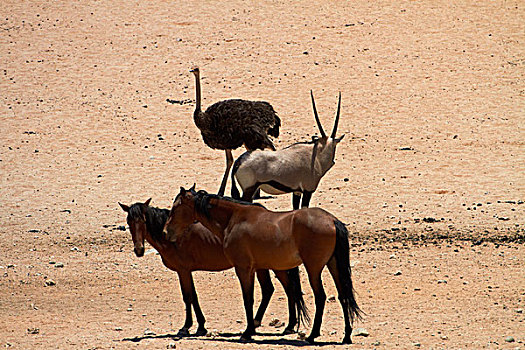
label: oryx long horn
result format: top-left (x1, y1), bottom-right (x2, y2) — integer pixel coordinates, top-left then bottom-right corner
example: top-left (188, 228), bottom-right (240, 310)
top-left (331, 92), bottom-right (341, 139)
top-left (310, 90), bottom-right (326, 138)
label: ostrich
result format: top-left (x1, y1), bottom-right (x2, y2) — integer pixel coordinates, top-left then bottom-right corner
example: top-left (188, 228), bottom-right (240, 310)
top-left (190, 67), bottom-right (281, 196)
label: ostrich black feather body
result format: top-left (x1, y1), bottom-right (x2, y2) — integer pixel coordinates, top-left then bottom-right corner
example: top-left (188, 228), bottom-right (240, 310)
top-left (194, 99), bottom-right (280, 151)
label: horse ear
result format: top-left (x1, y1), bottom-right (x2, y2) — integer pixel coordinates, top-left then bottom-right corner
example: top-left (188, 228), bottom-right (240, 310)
top-left (190, 183), bottom-right (196, 191)
top-left (118, 202), bottom-right (129, 212)
top-left (336, 134), bottom-right (345, 142)
top-left (144, 198), bottom-right (152, 207)
top-left (180, 186), bottom-right (186, 193)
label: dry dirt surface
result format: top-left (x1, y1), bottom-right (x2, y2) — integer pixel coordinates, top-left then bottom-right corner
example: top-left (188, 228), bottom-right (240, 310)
top-left (1, 1), bottom-right (524, 349)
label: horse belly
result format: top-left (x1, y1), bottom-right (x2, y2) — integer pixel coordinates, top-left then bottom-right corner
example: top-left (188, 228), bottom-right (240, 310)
top-left (250, 239), bottom-right (302, 270)
top-left (223, 233), bottom-right (300, 270)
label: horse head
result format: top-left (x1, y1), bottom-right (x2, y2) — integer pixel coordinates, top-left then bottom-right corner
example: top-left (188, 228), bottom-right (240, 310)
top-left (163, 185), bottom-right (197, 241)
top-left (118, 198), bottom-right (151, 257)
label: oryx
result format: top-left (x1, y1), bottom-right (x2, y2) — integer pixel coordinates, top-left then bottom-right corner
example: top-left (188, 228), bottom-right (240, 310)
top-left (231, 91), bottom-right (344, 209)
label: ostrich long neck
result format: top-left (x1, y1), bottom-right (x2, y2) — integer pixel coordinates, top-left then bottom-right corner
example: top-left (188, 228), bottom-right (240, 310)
top-left (194, 71), bottom-right (202, 113)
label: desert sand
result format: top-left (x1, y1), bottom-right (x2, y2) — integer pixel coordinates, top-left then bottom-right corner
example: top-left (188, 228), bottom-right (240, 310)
top-left (1, 1), bottom-right (523, 348)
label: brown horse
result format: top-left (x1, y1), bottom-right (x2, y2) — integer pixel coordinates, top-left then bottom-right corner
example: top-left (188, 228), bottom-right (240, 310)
top-left (163, 187), bottom-right (362, 344)
top-left (118, 198), bottom-right (306, 336)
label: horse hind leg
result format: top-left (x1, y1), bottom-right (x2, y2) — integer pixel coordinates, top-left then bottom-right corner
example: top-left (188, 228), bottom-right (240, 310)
top-left (274, 267), bottom-right (310, 334)
top-left (234, 267), bottom-right (256, 341)
top-left (304, 267), bottom-right (326, 344)
top-left (327, 258), bottom-right (353, 344)
top-left (253, 270), bottom-right (275, 328)
top-left (327, 220), bottom-right (363, 344)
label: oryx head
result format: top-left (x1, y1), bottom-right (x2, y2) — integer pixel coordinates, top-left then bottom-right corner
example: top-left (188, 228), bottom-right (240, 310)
top-left (309, 91), bottom-right (345, 172)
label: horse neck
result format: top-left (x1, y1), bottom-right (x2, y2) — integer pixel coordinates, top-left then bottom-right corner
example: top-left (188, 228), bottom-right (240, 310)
top-left (194, 198), bottom-right (235, 239)
top-left (143, 207), bottom-right (172, 252)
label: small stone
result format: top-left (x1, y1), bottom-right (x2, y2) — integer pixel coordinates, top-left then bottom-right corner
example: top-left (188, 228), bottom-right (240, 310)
top-left (440, 335), bottom-right (448, 340)
top-left (327, 295), bottom-right (336, 302)
top-left (372, 341), bottom-right (381, 346)
top-left (412, 342), bottom-right (421, 347)
top-left (269, 318), bottom-right (284, 327)
top-left (394, 271), bottom-right (402, 276)
top-left (297, 331), bottom-right (306, 340)
top-left (437, 279), bottom-right (447, 284)
top-left (236, 319), bottom-right (242, 324)
top-left (115, 327), bottom-right (122, 331)
top-left (353, 328), bottom-right (369, 337)
top-left (127, 308), bottom-right (133, 312)
top-left (515, 308), bottom-right (523, 313)
top-left (505, 336), bottom-right (515, 343)
top-left (45, 279), bottom-right (56, 286)
top-left (27, 327), bottom-right (39, 334)
top-left (144, 329), bottom-right (155, 336)
top-left (167, 342), bottom-right (177, 349)
top-left (55, 263), bottom-right (64, 268)
top-left (206, 329), bottom-right (219, 337)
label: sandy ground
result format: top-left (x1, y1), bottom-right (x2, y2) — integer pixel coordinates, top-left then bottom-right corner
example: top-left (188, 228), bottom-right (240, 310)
top-left (1, 0), bottom-right (524, 348)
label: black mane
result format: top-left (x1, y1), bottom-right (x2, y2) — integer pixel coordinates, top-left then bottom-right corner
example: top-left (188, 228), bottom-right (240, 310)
top-left (193, 189), bottom-right (265, 219)
top-left (127, 203), bottom-right (170, 242)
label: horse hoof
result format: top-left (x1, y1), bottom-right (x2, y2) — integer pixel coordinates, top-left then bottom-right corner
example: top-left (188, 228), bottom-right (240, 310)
top-left (195, 327), bottom-right (207, 336)
top-left (305, 336), bottom-right (317, 344)
top-left (282, 328), bottom-right (296, 335)
top-left (342, 335), bottom-right (352, 344)
top-left (239, 334), bottom-right (252, 342)
top-left (253, 319), bottom-right (261, 328)
top-left (177, 328), bottom-right (190, 337)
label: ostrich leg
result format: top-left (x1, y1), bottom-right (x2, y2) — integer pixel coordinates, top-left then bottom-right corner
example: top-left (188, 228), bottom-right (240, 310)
top-left (218, 149), bottom-right (233, 196)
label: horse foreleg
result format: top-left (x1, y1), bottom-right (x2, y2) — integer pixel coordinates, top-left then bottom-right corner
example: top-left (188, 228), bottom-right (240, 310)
top-left (218, 149), bottom-right (234, 197)
top-left (177, 271), bottom-right (195, 336)
top-left (254, 270), bottom-right (275, 328)
top-left (305, 268), bottom-right (326, 344)
top-left (235, 267), bottom-right (256, 342)
top-left (190, 278), bottom-right (208, 336)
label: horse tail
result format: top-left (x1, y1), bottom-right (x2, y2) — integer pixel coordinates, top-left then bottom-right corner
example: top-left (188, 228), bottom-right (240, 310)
top-left (334, 219), bottom-right (363, 324)
top-left (287, 267), bottom-right (310, 329)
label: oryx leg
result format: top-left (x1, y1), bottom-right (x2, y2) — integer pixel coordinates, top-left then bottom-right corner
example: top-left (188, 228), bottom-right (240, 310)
top-left (241, 185), bottom-right (259, 202)
top-left (301, 191), bottom-right (313, 208)
top-left (292, 193), bottom-right (301, 210)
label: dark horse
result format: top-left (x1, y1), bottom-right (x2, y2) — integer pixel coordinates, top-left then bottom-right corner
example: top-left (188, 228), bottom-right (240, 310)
top-left (118, 198), bottom-right (306, 336)
top-left (163, 187), bottom-right (362, 344)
